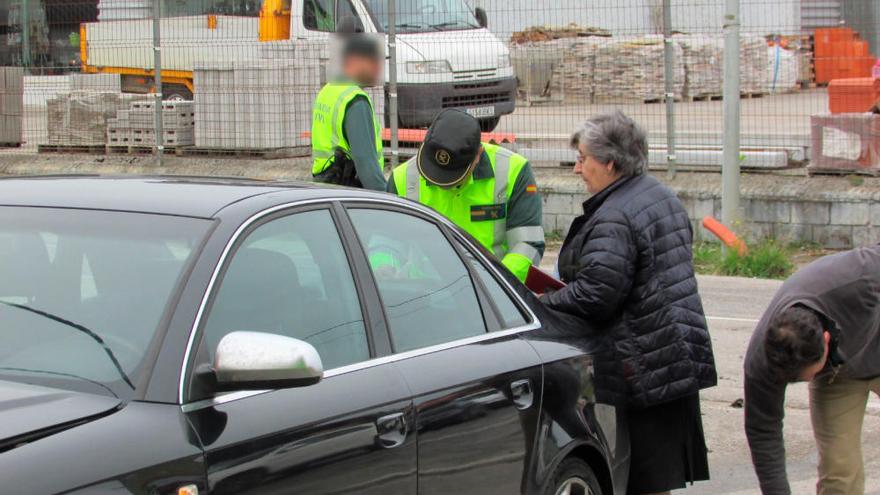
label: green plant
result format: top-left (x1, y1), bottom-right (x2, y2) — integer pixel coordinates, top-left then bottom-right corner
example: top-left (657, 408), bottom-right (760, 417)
top-left (692, 239), bottom-right (794, 280)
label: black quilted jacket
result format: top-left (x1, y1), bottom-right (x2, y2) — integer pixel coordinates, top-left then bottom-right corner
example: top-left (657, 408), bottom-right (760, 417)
top-left (543, 174), bottom-right (717, 408)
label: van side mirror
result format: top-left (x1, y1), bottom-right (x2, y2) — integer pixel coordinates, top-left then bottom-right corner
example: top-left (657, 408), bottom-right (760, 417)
top-left (213, 331), bottom-right (323, 392)
top-left (474, 7), bottom-right (488, 29)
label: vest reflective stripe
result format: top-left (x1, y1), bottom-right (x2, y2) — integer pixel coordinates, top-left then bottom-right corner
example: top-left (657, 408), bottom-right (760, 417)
top-left (509, 242), bottom-right (542, 265)
top-left (507, 226), bottom-right (545, 246)
top-left (311, 83), bottom-right (384, 175)
top-left (405, 157), bottom-right (420, 202)
top-left (490, 148), bottom-right (512, 255)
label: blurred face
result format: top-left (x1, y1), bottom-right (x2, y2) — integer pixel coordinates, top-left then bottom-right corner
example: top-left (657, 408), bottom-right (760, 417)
top-left (574, 142), bottom-right (620, 194)
top-left (797, 331), bottom-right (831, 382)
top-left (344, 55), bottom-right (382, 87)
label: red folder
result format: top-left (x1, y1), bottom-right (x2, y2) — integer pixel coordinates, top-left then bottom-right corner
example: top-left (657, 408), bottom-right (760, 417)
top-left (525, 266), bottom-right (566, 294)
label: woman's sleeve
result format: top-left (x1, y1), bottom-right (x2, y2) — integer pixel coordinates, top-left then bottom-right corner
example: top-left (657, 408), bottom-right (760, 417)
top-left (542, 209), bottom-right (637, 320)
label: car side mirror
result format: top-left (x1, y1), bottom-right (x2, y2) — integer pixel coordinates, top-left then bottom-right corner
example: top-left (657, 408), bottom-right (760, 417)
top-left (474, 7), bottom-right (488, 29)
top-left (213, 331), bottom-right (323, 392)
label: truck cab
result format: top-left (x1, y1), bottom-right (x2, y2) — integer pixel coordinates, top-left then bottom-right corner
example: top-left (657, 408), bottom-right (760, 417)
top-left (289, 0), bottom-right (517, 130)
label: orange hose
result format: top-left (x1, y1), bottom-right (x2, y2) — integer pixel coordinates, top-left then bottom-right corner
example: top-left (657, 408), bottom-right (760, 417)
top-left (702, 216), bottom-right (748, 255)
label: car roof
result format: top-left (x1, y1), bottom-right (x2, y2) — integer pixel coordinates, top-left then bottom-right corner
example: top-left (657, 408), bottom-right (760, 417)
top-left (0, 175), bottom-right (391, 218)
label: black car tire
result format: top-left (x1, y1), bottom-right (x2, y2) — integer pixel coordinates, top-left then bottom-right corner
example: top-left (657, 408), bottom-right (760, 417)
top-left (543, 458), bottom-right (603, 495)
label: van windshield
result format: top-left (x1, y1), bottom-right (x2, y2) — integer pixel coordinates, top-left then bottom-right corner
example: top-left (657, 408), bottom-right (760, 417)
top-left (363, 0), bottom-right (480, 33)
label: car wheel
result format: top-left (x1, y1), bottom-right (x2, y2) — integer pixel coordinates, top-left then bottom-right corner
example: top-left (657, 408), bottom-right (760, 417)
top-left (545, 458), bottom-right (603, 495)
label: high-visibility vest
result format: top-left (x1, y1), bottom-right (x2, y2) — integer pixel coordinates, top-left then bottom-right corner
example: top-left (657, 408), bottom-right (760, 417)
top-left (311, 82), bottom-right (384, 175)
top-left (391, 143), bottom-right (542, 281)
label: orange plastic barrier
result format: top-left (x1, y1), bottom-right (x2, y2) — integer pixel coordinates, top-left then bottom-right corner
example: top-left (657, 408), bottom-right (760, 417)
top-left (702, 216), bottom-right (748, 255)
top-left (301, 128), bottom-right (516, 144)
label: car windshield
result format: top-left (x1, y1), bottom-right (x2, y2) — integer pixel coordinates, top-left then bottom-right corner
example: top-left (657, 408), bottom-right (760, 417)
top-left (0, 207), bottom-right (211, 400)
top-left (363, 0), bottom-right (480, 33)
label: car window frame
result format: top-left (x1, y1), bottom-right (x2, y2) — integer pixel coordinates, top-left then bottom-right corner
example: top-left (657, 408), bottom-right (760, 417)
top-left (340, 201), bottom-right (531, 349)
top-left (178, 196), bottom-right (540, 409)
top-left (181, 202), bottom-right (382, 403)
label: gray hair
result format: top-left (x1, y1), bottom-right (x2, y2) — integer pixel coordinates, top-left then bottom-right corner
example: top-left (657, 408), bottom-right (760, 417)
top-left (570, 111), bottom-right (648, 177)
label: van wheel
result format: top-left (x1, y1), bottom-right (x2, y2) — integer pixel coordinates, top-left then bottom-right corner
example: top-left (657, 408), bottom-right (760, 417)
top-left (479, 117), bottom-right (501, 132)
top-left (544, 458), bottom-right (603, 495)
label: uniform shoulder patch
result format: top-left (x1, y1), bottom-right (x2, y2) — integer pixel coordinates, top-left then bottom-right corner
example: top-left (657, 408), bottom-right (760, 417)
top-left (525, 184), bottom-right (538, 194)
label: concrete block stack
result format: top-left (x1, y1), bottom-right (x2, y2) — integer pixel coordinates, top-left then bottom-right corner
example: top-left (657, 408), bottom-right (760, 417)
top-left (592, 36), bottom-right (685, 103)
top-left (108, 99), bottom-right (195, 148)
top-left (194, 39), bottom-right (360, 151)
top-left (675, 35), bottom-right (723, 98)
top-left (740, 35), bottom-right (770, 95)
top-left (70, 73), bottom-right (122, 92)
top-left (46, 91), bottom-right (148, 146)
top-left (1, 68), bottom-right (24, 145)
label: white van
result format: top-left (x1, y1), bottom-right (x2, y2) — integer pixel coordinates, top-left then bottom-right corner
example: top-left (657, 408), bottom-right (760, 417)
top-left (81, 0), bottom-right (517, 131)
top-left (291, 0), bottom-right (517, 131)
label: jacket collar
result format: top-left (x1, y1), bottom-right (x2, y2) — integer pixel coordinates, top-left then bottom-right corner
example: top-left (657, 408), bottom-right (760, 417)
top-left (581, 175), bottom-right (635, 218)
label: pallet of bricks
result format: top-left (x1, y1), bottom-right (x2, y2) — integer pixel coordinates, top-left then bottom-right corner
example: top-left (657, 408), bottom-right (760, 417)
top-left (107, 100), bottom-right (195, 153)
top-left (809, 113), bottom-right (880, 176)
top-left (43, 92), bottom-right (150, 152)
top-left (0, 67), bottom-right (24, 147)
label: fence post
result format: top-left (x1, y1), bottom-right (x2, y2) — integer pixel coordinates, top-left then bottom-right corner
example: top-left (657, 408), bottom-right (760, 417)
top-left (722, 0), bottom-right (741, 236)
top-left (152, 0), bottom-right (163, 164)
top-left (21, 0), bottom-right (32, 69)
top-left (662, 0), bottom-right (676, 180)
top-left (387, 0), bottom-right (399, 169)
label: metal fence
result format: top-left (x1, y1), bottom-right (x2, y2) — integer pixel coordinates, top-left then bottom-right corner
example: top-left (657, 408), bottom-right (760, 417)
top-left (1, 0), bottom-right (878, 180)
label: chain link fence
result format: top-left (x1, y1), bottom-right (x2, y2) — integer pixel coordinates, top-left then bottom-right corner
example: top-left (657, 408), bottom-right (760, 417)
top-left (1, 0), bottom-right (878, 175)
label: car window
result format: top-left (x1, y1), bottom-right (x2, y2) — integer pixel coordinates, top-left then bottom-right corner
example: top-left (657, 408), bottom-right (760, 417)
top-left (456, 241), bottom-right (529, 329)
top-left (348, 209), bottom-right (487, 353)
top-left (304, 0), bottom-right (358, 32)
top-left (201, 209), bottom-right (369, 370)
top-left (0, 207), bottom-right (210, 399)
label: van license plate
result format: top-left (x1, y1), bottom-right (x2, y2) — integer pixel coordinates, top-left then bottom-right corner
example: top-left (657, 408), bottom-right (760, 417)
top-left (465, 106), bottom-right (495, 118)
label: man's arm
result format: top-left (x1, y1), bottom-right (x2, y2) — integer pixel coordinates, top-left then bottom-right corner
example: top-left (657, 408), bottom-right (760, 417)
top-left (343, 96), bottom-right (386, 191)
top-left (503, 162), bottom-right (545, 282)
top-left (744, 372), bottom-right (791, 494)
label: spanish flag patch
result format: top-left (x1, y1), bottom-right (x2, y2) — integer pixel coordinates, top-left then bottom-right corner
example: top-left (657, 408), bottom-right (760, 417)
top-left (525, 184), bottom-right (538, 194)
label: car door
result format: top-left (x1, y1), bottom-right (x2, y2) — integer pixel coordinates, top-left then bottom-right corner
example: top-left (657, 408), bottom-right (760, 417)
top-left (344, 205), bottom-right (544, 495)
top-left (182, 205), bottom-right (416, 494)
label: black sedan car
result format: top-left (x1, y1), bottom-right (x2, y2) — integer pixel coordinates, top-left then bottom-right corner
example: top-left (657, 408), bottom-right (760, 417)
top-left (0, 176), bottom-right (628, 495)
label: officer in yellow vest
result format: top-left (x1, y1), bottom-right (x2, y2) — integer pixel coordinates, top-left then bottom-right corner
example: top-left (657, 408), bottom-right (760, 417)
top-left (388, 109), bottom-right (545, 282)
top-left (312, 34), bottom-right (386, 190)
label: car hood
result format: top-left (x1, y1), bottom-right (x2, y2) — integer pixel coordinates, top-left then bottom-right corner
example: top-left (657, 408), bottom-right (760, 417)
top-left (0, 380), bottom-right (121, 447)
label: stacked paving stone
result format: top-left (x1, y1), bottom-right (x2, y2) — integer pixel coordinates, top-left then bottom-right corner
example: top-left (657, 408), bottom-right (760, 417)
top-left (107, 100), bottom-right (195, 148)
top-left (0, 67), bottom-right (24, 145)
top-left (192, 39), bottom-right (373, 151)
top-left (592, 36), bottom-right (685, 103)
top-left (548, 37), bottom-right (605, 100)
top-left (675, 35), bottom-right (724, 98)
top-left (46, 91), bottom-right (149, 146)
top-left (740, 35), bottom-right (769, 95)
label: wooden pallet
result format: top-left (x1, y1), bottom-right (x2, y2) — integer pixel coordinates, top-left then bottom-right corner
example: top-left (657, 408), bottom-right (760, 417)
top-left (0, 142), bottom-right (22, 148)
top-left (38, 144), bottom-right (106, 154)
top-left (740, 92), bottom-right (766, 99)
top-left (807, 167), bottom-right (880, 178)
top-left (179, 146), bottom-right (310, 160)
top-left (684, 94), bottom-right (723, 102)
top-left (106, 145), bottom-right (186, 156)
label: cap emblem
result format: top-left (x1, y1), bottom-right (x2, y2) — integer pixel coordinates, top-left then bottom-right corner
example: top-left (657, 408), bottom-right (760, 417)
top-left (435, 149), bottom-right (451, 166)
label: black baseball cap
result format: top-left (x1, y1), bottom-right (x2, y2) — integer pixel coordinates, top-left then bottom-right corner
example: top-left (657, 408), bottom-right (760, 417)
top-left (341, 33), bottom-right (382, 61)
top-left (418, 109), bottom-right (482, 186)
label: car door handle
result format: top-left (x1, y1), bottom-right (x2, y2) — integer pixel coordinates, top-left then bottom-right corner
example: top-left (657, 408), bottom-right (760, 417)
top-left (510, 379), bottom-right (534, 410)
top-left (375, 412), bottom-right (407, 449)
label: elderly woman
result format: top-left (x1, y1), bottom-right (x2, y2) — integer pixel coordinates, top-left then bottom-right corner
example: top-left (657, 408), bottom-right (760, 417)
top-left (541, 111), bottom-right (717, 495)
